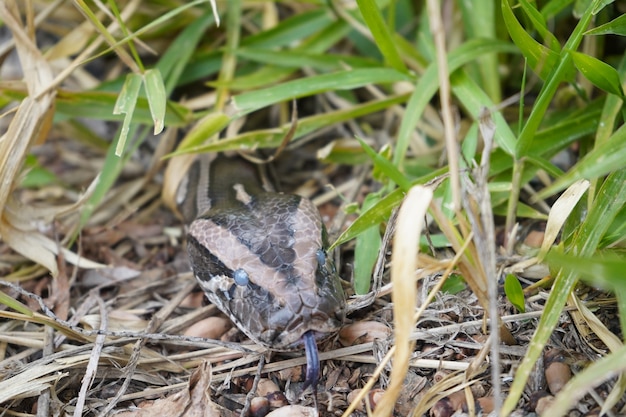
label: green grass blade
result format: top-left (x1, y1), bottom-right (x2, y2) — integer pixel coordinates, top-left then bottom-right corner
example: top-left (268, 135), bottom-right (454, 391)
top-left (540, 0), bottom-right (577, 19)
top-left (54, 90), bottom-right (192, 126)
top-left (143, 69), bottom-right (166, 134)
top-left (171, 93), bottom-right (409, 156)
top-left (113, 73), bottom-right (142, 156)
top-left (504, 274), bottom-right (525, 313)
top-left (394, 38), bottom-right (519, 165)
top-left (501, 168), bottom-right (626, 415)
top-left (536, 123), bottom-right (626, 199)
top-left (240, 9), bottom-right (332, 49)
top-left (585, 13), bottom-right (626, 36)
top-left (513, 0), bottom-right (604, 157)
top-left (231, 68), bottom-right (411, 116)
top-left (80, 126), bottom-right (146, 229)
top-left (569, 50), bottom-right (624, 96)
top-left (450, 70), bottom-right (517, 154)
top-left (356, 136), bottom-right (412, 191)
top-left (0, 290), bottom-right (34, 317)
top-left (542, 343), bottom-right (626, 415)
top-left (355, 0), bottom-right (407, 72)
top-left (155, 7), bottom-right (216, 93)
top-left (235, 49), bottom-right (379, 71)
top-left (458, 0), bottom-right (500, 101)
top-left (501, 0), bottom-right (561, 80)
top-left (330, 167), bottom-right (447, 250)
top-left (546, 251), bottom-right (626, 293)
top-left (353, 193), bottom-right (383, 294)
top-left (330, 188), bottom-right (404, 251)
top-left (519, 0), bottom-right (561, 52)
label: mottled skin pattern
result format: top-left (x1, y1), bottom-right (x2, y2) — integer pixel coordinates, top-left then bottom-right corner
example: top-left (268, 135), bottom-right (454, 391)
top-left (184, 156), bottom-right (345, 351)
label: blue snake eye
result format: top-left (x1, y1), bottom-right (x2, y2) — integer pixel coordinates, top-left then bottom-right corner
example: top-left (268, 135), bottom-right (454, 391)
top-left (315, 249), bottom-right (326, 266)
top-left (233, 268), bottom-right (249, 286)
top-left (316, 249), bottom-right (326, 268)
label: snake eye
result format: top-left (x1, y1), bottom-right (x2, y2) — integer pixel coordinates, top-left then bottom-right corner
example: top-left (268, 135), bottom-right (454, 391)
top-left (316, 249), bottom-right (326, 268)
top-left (233, 268), bottom-right (249, 286)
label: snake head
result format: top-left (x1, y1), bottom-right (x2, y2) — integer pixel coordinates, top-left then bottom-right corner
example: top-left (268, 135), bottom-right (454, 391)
top-left (187, 191), bottom-right (345, 351)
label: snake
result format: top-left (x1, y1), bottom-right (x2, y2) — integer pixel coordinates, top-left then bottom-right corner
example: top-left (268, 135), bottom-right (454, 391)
top-left (177, 153), bottom-right (346, 391)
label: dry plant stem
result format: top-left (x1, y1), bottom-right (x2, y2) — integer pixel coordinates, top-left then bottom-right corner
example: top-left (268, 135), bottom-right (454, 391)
top-left (328, 0), bottom-right (373, 43)
top-left (429, 204), bottom-right (489, 302)
top-left (463, 113), bottom-right (502, 412)
top-left (413, 230), bottom-right (474, 324)
top-left (73, 0), bottom-right (140, 72)
top-left (0, 288), bottom-right (565, 409)
top-left (326, 165), bottom-right (370, 238)
top-left (0, 0), bottom-right (62, 56)
top-left (427, 0), bottom-right (460, 212)
top-left (343, 229), bottom-right (472, 417)
top-left (74, 296), bottom-right (108, 417)
top-left (0, 2), bottom-right (65, 275)
top-left (0, 2), bottom-right (54, 208)
top-left (0, 289), bottom-right (256, 355)
top-left (23, 0), bottom-right (34, 37)
top-left (36, 325), bottom-right (54, 417)
top-left (214, 0), bottom-right (241, 111)
top-left (119, 355), bottom-right (471, 406)
top-left (505, 159), bottom-right (524, 247)
top-left (342, 346), bottom-right (396, 417)
top-left (97, 281), bottom-right (197, 416)
top-left (43, 0), bottom-right (142, 96)
top-left (464, 332), bottom-right (494, 416)
top-left (372, 208), bottom-right (398, 291)
top-left (240, 355), bottom-right (266, 417)
top-left (2, 301), bottom-right (554, 392)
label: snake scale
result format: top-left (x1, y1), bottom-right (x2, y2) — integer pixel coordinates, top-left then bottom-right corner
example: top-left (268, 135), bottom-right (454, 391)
top-left (178, 153), bottom-right (346, 391)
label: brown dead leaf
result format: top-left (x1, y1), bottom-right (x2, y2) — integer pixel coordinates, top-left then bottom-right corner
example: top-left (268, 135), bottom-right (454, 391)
top-left (80, 310), bottom-right (149, 333)
top-left (183, 316), bottom-right (232, 340)
top-left (338, 320), bottom-right (392, 346)
top-left (116, 362), bottom-right (222, 417)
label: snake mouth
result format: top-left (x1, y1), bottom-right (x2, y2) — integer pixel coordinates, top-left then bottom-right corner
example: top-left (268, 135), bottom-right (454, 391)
top-left (278, 325), bottom-right (338, 351)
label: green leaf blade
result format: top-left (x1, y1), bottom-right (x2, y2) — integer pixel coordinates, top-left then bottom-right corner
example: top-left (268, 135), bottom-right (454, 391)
top-left (113, 73), bottom-right (142, 156)
top-left (353, 193), bottom-right (383, 295)
top-left (143, 69), bottom-right (167, 135)
top-left (355, 0), bottom-right (407, 73)
top-left (231, 68), bottom-right (412, 116)
top-left (569, 50), bottom-right (624, 97)
top-left (504, 274), bottom-right (525, 313)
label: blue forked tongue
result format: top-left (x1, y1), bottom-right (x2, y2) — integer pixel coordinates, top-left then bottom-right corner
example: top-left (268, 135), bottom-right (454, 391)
top-left (301, 330), bottom-right (319, 397)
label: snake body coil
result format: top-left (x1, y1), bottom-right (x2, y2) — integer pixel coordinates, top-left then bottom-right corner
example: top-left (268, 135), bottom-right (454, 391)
top-left (179, 154), bottom-right (345, 388)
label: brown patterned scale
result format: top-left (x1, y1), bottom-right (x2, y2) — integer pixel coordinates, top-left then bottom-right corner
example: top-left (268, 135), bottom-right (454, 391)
top-left (178, 154), bottom-right (346, 392)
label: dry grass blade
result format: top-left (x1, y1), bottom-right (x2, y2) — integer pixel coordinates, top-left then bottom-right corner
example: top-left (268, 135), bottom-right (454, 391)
top-left (0, 3), bottom-right (57, 272)
top-left (0, 2), bottom-right (102, 276)
top-left (0, 362), bottom-right (72, 404)
top-left (462, 111), bottom-right (503, 411)
top-left (73, 296), bottom-right (108, 417)
top-left (427, 0), bottom-right (460, 211)
top-left (569, 293), bottom-right (625, 413)
top-left (373, 185), bottom-right (432, 416)
top-left (507, 179), bottom-right (590, 275)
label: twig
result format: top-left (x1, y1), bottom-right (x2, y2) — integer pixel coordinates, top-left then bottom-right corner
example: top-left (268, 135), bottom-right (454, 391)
top-left (240, 355), bottom-right (265, 417)
top-left (74, 294), bottom-right (107, 417)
